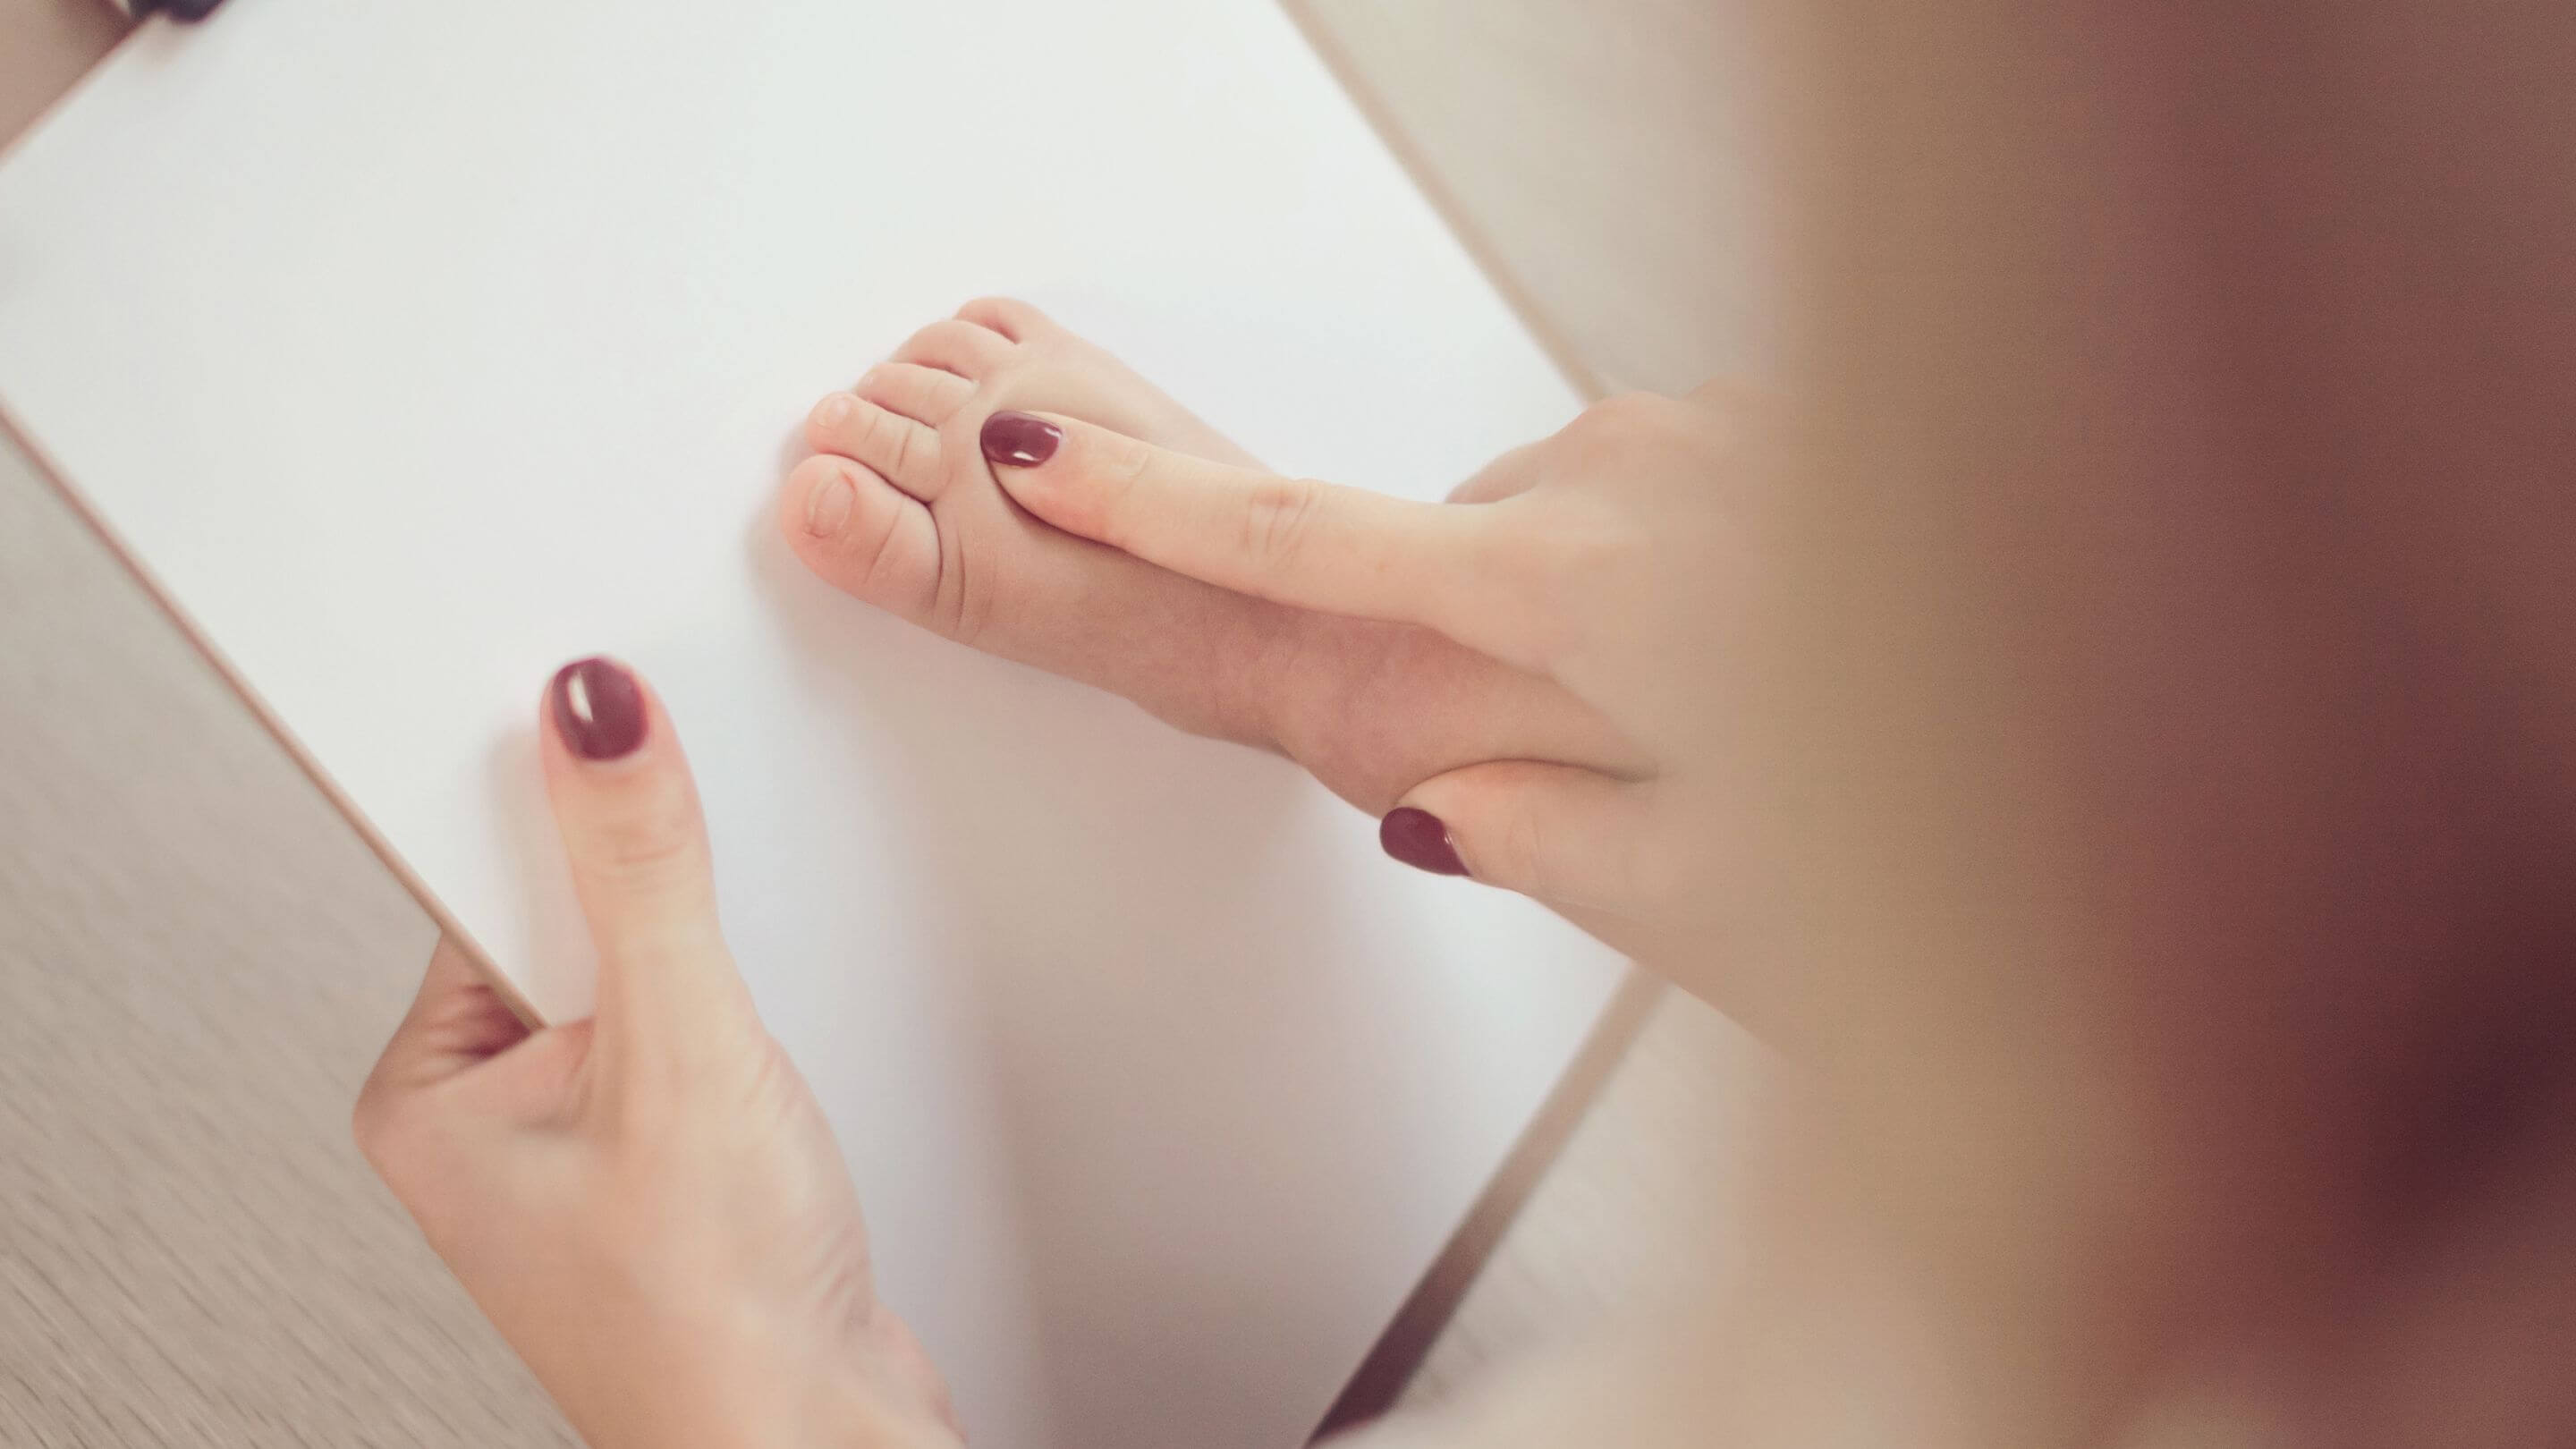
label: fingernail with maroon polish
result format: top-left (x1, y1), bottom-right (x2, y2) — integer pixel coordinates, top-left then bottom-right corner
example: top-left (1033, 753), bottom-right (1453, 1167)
top-left (1380, 806), bottom-right (1470, 877)
top-left (981, 411), bottom-right (1063, 468)
top-left (550, 657), bottom-right (648, 762)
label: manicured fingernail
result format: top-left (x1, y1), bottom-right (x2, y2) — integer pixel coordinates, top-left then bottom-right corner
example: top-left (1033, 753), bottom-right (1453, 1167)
top-left (549, 657), bottom-right (648, 761)
top-left (803, 466), bottom-right (855, 538)
top-left (981, 411), bottom-right (1063, 468)
top-left (1380, 807), bottom-right (1469, 877)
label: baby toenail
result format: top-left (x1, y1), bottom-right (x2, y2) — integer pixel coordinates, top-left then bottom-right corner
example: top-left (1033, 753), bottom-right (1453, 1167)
top-left (981, 411), bottom-right (1063, 468)
top-left (814, 393), bottom-right (853, 428)
top-left (803, 467), bottom-right (856, 538)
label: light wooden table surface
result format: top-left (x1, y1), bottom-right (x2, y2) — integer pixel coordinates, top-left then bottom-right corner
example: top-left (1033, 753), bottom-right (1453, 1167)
top-left (0, 2), bottom-right (1761, 1441)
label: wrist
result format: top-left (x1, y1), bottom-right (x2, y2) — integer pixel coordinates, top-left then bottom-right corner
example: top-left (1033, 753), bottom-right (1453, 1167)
top-left (752, 1373), bottom-right (956, 1449)
top-left (546, 1298), bottom-right (957, 1449)
top-left (702, 1318), bottom-right (960, 1449)
top-left (595, 1360), bottom-right (952, 1449)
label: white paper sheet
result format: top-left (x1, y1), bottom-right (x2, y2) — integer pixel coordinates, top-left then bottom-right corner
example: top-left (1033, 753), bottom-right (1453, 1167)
top-left (0, 4), bottom-right (1623, 1445)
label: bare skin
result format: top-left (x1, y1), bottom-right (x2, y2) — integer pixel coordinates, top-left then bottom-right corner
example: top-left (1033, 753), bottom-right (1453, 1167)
top-left (776, 296), bottom-right (1641, 815)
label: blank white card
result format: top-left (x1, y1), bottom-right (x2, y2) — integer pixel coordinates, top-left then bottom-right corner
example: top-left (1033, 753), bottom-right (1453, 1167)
top-left (0, 3), bottom-right (1623, 1445)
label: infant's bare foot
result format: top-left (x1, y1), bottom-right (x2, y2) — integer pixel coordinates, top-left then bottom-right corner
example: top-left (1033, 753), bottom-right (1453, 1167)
top-left (781, 298), bottom-right (1631, 811)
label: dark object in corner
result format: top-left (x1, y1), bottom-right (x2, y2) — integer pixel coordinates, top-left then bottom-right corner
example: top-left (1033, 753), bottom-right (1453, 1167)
top-left (123, 0), bottom-right (230, 21)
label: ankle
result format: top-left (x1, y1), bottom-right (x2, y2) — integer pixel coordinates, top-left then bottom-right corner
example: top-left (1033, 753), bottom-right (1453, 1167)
top-left (1250, 611), bottom-right (1425, 814)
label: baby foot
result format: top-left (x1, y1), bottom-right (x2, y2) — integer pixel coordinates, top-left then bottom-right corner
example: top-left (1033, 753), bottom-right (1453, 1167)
top-left (780, 299), bottom-right (1631, 811)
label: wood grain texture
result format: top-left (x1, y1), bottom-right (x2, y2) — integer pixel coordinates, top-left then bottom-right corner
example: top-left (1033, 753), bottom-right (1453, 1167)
top-left (0, 1), bottom-right (1758, 1440)
top-left (1295, 0), bottom-right (1770, 396)
top-left (0, 428), bottom-right (577, 1445)
top-left (0, 0), bottom-right (122, 147)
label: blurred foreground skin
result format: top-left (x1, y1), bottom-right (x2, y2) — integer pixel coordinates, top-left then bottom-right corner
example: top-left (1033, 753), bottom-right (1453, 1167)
top-left (1606, 0), bottom-right (2576, 1445)
top-left (1386, 0), bottom-right (2576, 1445)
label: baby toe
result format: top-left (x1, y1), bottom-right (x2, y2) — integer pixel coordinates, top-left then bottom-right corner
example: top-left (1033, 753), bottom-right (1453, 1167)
top-left (894, 318), bottom-right (1014, 379)
top-left (953, 295), bottom-right (1052, 342)
top-left (854, 362), bottom-right (975, 428)
top-left (807, 393), bottom-right (947, 500)
top-left (782, 453), bottom-right (942, 623)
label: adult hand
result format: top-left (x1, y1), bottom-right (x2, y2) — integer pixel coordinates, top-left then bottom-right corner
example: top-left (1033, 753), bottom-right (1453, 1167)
top-left (976, 387), bottom-right (1754, 970)
top-left (353, 658), bottom-right (958, 1449)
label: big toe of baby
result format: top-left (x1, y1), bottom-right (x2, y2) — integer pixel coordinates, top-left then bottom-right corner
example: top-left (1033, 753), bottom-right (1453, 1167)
top-left (780, 451), bottom-right (944, 627)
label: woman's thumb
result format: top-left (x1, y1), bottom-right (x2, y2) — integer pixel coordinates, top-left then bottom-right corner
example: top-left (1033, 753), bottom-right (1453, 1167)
top-left (1379, 760), bottom-right (1664, 919)
top-left (540, 657), bottom-right (752, 1055)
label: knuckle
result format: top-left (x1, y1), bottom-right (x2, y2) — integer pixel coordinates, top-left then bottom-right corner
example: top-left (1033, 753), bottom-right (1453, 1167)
top-left (1472, 506), bottom-right (1633, 667)
top-left (1560, 393), bottom-right (1714, 480)
top-left (1086, 433), bottom-right (1160, 540)
top-left (1546, 511), bottom-right (1638, 589)
top-left (586, 800), bottom-right (706, 895)
top-left (1241, 476), bottom-right (1323, 569)
top-left (1568, 390), bottom-right (1738, 482)
top-left (1572, 390), bottom-right (1681, 442)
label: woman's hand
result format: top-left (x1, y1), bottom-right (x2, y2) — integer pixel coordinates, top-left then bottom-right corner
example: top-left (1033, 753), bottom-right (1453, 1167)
top-left (353, 658), bottom-right (958, 1449)
top-left (977, 388), bottom-right (1754, 971)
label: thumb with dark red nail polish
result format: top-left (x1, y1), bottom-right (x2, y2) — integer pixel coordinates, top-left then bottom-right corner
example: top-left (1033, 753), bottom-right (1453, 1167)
top-left (549, 656), bottom-right (648, 761)
top-left (1380, 806), bottom-right (1470, 877)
